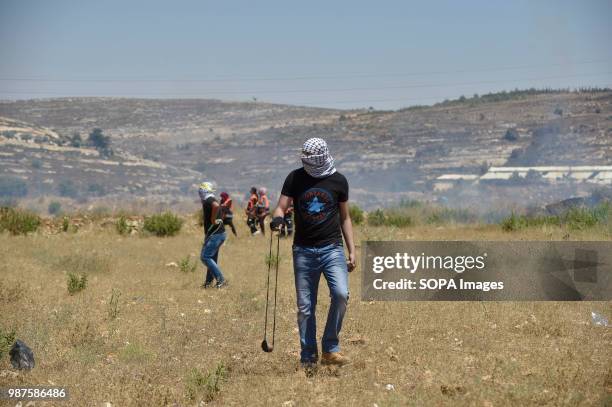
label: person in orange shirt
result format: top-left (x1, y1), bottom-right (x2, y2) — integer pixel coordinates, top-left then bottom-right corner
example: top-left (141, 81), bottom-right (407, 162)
top-left (256, 187), bottom-right (270, 235)
top-left (245, 187), bottom-right (259, 235)
top-left (219, 192), bottom-right (237, 236)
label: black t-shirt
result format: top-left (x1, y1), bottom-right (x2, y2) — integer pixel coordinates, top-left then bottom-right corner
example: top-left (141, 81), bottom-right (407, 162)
top-left (281, 168), bottom-right (348, 247)
top-left (203, 196), bottom-right (225, 236)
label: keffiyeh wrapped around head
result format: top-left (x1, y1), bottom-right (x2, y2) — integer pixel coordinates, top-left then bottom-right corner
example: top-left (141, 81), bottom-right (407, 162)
top-left (301, 138), bottom-right (336, 178)
top-left (198, 181), bottom-right (215, 201)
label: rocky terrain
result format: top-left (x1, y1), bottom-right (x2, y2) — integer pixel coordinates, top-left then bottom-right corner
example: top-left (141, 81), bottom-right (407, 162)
top-left (0, 90), bottom-right (611, 211)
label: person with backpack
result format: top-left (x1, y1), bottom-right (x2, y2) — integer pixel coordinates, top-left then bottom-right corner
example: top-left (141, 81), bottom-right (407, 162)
top-left (198, 182), bottom-right (228, 289)
top-left (270, 138), bottom-right (356, 368)
top-left (219, 192), bottom-right (237, 236)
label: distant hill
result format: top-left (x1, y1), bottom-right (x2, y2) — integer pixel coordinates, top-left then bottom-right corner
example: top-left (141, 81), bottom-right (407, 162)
top-left (1, 91), bottom-right (611, 210)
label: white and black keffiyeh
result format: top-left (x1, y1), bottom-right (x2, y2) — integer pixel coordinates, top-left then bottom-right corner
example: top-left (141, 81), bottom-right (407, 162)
top-left (198, 189), bottom-right (215, 202)
top-left (301, 138), bottom-right (336, 178)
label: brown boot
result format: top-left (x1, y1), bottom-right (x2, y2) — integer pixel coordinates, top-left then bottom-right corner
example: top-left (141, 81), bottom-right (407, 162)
top-left (321, 352), bottom-right (350, 366)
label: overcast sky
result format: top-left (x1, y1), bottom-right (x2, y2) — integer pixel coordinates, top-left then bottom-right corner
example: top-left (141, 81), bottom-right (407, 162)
top-left (1, 0), bottom-right (611, 109)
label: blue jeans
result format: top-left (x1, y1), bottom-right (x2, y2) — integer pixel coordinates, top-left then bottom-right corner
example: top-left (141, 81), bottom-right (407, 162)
top-left (293, 243), bottom-right (349, 362)
top-left (201, 232), bottom-right (227, 284)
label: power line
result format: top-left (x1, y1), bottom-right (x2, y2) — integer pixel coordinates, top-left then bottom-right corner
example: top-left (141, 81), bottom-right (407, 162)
top-left (0, 59), bottom-right (610, 83)
top-left (0, 71), bottom-right (610, 96)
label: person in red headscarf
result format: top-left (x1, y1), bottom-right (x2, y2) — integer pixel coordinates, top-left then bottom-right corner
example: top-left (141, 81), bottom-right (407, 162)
top-left (219, 192), bottom-right (237, 236)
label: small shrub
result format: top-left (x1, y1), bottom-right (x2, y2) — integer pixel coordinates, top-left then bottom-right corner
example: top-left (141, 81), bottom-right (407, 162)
top-left (565, 205), bottom-right (609, 230)
top-left (31, 159), bottom-right (42, 169)
top-left (0, 207), bottom-right (40, 235)
top-left (108, 288), bottom-right (121, 320)
top-left (116, 215), bottom-right (129, 235)
top-left (185, 362), bottom-right (226, 402)
top-left (265, 253), bottom-right (281, 268)
top-left (479, 161), bottom-right (491, 175)
top-left (179, 255), bottom-right (197, 273)
top-left (503, 128), bottom-right (519, 141)
top-left (62, 216), bottom-right (70, 232)
top-left (0, 326), bottom-right (16, 359)
top-left (508, 171), bottom-right (523, 184)
top-left (501, 212), bottom-right (521, 232)
top-left (48, 201), bottom-right (62, 215)
top-left (367, 209), bottom-right (386, 226)
top-left (67, 272), bottom-right (87, 295)
top-left (70, 133), bottom-right (82, 147)
top-left (143, 212), bottom-right (183, 236)
top-left (349, 204), bottom-right (364, 225)
top-left (58, 180), bottom-right (79, 198)
top-left (88, 128), bottom-right (110, 149)
top-left (386, 211), bottom-right (413, 227)
top-left (525, 169), bottom-right (543, 183)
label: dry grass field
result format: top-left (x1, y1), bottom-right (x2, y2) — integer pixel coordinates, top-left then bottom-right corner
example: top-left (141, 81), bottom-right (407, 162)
top-left (0, 215), bottom-right (611, 406)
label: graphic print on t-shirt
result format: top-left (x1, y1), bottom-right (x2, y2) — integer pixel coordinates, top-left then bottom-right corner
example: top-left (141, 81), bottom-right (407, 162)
top-left (298, 188), bottom-right (334, 225)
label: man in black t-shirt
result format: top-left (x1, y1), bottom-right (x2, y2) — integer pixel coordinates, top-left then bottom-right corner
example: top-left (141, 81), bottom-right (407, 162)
top-left (198, 182), bottom-right (227, 289)
top-left (271, 138), bottom-right (356, 367)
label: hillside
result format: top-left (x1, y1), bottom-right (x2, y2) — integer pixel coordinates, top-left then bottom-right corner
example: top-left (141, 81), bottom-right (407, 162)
top-left (1, 91), bottom-right (611, 210)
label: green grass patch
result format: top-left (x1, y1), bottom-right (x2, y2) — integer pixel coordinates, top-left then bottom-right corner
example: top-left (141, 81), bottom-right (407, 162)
top-left (143, 212), bottom-right (183, 236)
top-left (366, 202), bottom-right (477, 228)
top-left (108, 288), bottom-right (121, 320)
top-left (265, 253), bottom-right (281, 268)
top-left (0, 207), bottom-right (40, 235)
top-left (185, 362), bottom-right (226, 402)
top-left (367, 209), bottom-right (386, 226)
top-left (179, 255), bottom-right (197, 273)
top-left (0, 326), bottom-right (16, 359)
top-left (501, 203), bottom-right (610, 232)
top-left (115, 215), bottom-right (129, 235)
top-left (67, 272), bottom-right (87, 295)
top-left (385, 211), bottom-right (414, 227)
top-left (62, 216), bottom-right (70, 232)
top-left (349, 204), bottom-right (364, 225)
